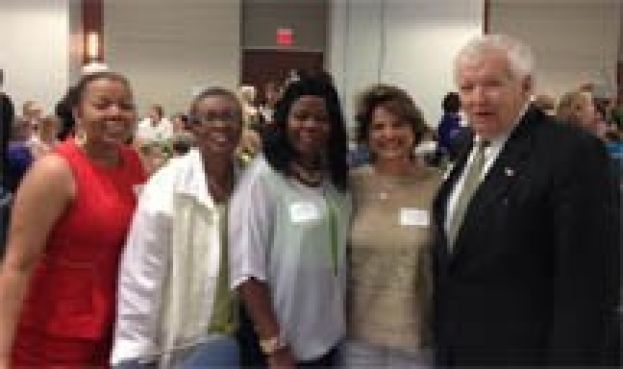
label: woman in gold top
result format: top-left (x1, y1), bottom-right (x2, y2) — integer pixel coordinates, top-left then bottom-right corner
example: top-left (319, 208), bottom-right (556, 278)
top-left (343, 84), bottom-right (442, 368)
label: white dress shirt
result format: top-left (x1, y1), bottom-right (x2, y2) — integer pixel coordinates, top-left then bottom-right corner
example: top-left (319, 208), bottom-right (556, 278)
top-left (445, 104), bottom-right (529, 236)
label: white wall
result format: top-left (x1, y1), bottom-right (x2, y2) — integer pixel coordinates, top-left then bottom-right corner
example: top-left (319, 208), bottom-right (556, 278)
top-left (104, 0), bottom-right (241, 116)
top-left (329, 0), bottom-right (484, 131)
top-left (0, 0), bottom-right (71, 115)
top-left (489, 0), bottom-right (621, 100)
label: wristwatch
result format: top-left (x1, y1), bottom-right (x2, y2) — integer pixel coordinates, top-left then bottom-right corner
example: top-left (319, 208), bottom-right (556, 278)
top-left (259, 334), bottom-right (287, 355)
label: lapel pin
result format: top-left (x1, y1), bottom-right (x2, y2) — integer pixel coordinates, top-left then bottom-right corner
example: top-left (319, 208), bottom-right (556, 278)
top-left (504, 167), bottom-right (515, 177)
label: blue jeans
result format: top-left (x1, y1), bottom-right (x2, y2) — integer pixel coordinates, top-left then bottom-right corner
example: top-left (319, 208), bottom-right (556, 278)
top-left (115, 335), bottom-right (239, 369)
top-left (181, 335), bottom-right (239, 368)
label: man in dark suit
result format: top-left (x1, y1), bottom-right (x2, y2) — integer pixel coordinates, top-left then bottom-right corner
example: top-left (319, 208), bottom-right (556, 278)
top-left (432, 34), bottom-right (620, 367)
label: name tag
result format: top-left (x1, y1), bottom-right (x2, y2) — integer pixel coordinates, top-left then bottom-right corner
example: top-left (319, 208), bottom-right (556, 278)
top-left (290, 202), bottom-right (321, 223)
top-left (400, 208), bottom-right (429, 227)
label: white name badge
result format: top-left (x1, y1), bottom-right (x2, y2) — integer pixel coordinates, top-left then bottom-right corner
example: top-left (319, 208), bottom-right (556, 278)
top-left (290, 202), bottom-right (321, 223)
top-left (400, 208), bottom-right (429, 227)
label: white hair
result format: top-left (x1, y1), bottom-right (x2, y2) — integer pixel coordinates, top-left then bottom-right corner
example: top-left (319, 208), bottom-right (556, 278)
top-left (454, 34), bottom-right (535, 81)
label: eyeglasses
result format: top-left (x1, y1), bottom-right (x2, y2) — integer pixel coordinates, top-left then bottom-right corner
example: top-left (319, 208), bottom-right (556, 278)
top-left (191, 111), bottom-right (240, 126)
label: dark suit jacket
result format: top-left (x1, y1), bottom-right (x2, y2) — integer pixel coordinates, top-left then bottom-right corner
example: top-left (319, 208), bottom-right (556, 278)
top-left (432, 107), bottom-right (620, 367)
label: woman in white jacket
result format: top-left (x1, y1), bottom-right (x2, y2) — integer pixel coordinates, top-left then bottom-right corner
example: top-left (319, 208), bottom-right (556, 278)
top-left (110, 87), bottom-right (243, 368)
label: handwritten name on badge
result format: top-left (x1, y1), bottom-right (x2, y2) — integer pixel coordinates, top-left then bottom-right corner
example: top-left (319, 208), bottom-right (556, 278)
top-left (290, 202), bottom-right (321, 223)
top-left (400, 208), bottom-right (429, 227)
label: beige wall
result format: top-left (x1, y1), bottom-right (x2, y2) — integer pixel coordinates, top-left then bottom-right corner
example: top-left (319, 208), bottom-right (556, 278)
top-left (243, 0), bottom-right (327, 51)
top-left (0, 0), bottom-right (71, 115)
top-left (489, 0), bottom-right (621, 100)
top-left (329, 0), bottom-right (484, 129)
top-left (3, 0), bottom-right (619, 120)
top-left (104, 0), bottom-right (241, 116)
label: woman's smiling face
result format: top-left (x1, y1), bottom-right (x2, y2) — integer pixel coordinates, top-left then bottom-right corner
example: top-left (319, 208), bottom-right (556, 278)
top-left (74, 77), bottom-right (137, 146)
top-left (286, 95), bottom-right (331, 163)
top-left (190, 95), bottom-right (242, 158)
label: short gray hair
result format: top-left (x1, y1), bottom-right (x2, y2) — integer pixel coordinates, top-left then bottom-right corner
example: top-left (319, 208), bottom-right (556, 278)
top-left (454, 34), bottom-right (535, 81)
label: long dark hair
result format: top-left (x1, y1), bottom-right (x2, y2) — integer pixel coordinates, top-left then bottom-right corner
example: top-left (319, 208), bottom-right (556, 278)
top-left (263, 76), bottom-right (348, 192)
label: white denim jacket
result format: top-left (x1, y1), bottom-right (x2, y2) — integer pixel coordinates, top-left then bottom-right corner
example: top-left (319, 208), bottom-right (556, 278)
top-left (110, 149), bottom-right (234, 367)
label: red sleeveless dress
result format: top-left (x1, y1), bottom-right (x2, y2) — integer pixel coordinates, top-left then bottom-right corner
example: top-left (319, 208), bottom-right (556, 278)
top-left (12, 140), bottom-right (146, 367)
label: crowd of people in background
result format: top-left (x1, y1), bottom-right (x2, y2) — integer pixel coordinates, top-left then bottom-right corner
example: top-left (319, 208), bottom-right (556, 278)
top-left (0, 33), bottom-right (620, 368)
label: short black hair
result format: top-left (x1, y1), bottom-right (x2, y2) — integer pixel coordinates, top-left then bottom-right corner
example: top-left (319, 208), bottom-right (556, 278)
top-left (264, 76), bottom-right (348, 192)
top-left (442, 92), bottom-right (461, 113)
top-left (74, 71), bottom-right (132, 106)
top-left (188, 87), bottom-right (242, 124)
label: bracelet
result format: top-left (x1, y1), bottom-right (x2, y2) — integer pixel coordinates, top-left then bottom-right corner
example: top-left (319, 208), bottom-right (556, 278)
top-left (259, 334), bottom-right (287, 355)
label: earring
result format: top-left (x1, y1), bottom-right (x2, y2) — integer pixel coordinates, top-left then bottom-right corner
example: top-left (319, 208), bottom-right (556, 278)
top-left (74, 124), bottom-right (87, 145)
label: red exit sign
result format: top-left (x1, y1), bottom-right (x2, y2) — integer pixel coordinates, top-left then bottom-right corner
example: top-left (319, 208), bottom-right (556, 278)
top-left (276, 28), bottom-right (294, 46)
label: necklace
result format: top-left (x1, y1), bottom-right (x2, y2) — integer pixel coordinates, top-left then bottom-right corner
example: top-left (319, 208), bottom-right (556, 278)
top-left (373, 164), bottom-right (418, 201)
top-left (207, 166), bottom-right (234, 203)
top-left (290, 161), bottom-right (324, 187)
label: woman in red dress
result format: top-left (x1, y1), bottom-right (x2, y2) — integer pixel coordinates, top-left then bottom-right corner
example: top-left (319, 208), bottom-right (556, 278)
top-left (0, 71), bottom-right (146, 368)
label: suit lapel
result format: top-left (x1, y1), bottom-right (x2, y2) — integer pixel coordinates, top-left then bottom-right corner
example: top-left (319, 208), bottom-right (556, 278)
top-left (445, 107), bottom-right (541, 261)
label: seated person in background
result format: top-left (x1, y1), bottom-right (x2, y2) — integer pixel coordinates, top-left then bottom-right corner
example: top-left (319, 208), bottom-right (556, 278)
top-left (555, 90), bottom-right (601, 138)
top-left (436, 92), bottom-right (465, 161)
top-left (5, 117), bottom-right (35, 193)
top-left (21, 100), bottom-right (43, 130)
top-left (135, 104), bottom-right (173, 146)
top-left (259, 80), bottom-right (283, 125)
top-left (30, 115), bottom-right (60, 159)
top-left (532, 93), bottom-right (556, 116)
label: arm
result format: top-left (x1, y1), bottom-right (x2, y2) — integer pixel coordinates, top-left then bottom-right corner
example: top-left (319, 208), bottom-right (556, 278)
top-left (110, 177), bottom-right (172, 366)
top-left (0, 155), bottom-right (73, 367)
top-left (228, 168), bottom-right (295, 369)
top-left (237, 279), bottom-right (295, 368)
top-left (548, 135), bottom-right (620, 365)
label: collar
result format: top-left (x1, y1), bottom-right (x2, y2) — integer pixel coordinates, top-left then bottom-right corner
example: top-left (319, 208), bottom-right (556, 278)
top-left (173, 149), bottom-right (213, 208)
top-left (174, 149), bottom-right (241, 209)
